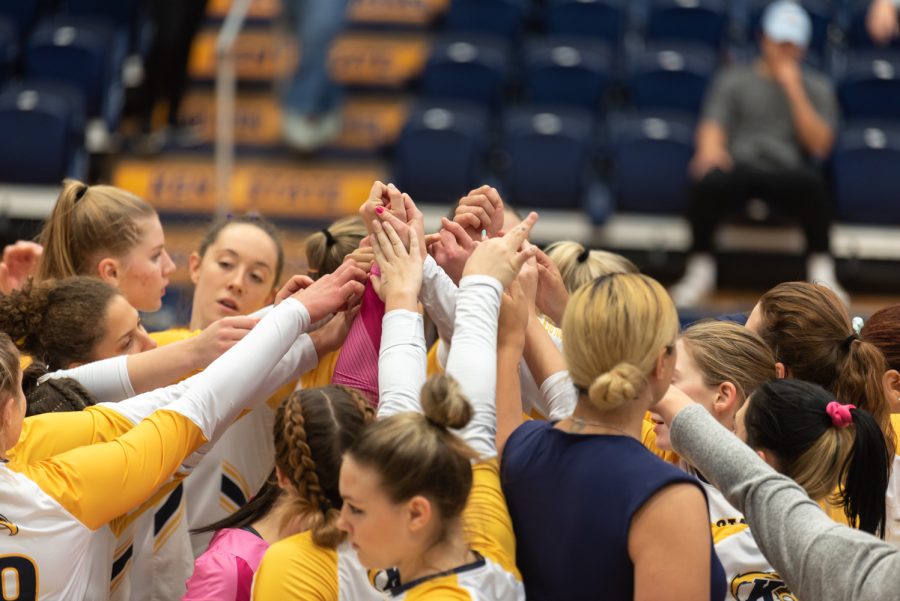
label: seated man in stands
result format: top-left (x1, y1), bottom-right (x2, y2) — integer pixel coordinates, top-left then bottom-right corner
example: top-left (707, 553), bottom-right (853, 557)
top-left (670, 0), bottom-right (843, 307)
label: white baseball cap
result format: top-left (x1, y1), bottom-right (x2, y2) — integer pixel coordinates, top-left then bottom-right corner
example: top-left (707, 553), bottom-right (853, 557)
top-left (762, 0), bottom-right (812, 48)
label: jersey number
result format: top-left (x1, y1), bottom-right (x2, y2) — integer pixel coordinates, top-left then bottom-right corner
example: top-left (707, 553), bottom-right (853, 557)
top-left (0, 555), bottom-right (37, 601)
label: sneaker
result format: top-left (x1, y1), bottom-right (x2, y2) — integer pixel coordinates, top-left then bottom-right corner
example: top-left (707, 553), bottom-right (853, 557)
top-left (282, 108), bottom-right (343, 152)
top-left (807, 253), bottom-right (850, 306)
top-left (670, 254), bottom-right (716, 308)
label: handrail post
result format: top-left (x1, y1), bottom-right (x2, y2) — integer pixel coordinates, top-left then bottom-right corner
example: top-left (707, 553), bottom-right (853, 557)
top-left (215, 0), bottom-right (253, 220)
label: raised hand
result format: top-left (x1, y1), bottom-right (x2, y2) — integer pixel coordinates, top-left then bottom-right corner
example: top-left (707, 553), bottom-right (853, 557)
top-left (428, 217), bottom-right (476, 284)
top-left (533, 249), bottom-right (569, 325)
top-left (275, 275), bottom-right (315, 305)
top-left (359, 181), bottom-right (407, 235)
top-left (292, 261), bottom-right (367, 323)
top-left (463, 211), bottom-right (539, 287)
top-left (453, 185), bottom-right (505, 240)
top-left (0, 240), bottom-right (43, 295)
top-left (373, 191), bottom-right (427, 260)
top-left (371, 218), bottom-right (423, 312)
top-left (190, 315), bottom-right (259, 369)
top-left (499, 279), bottom-right (530, 353)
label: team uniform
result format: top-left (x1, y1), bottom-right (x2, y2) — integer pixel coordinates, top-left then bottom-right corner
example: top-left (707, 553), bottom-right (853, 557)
top-left (704, 481), bottom-right (795, 601)
top-left (421, 256), bottom-right (574, 421)
top-left (255, 276), bottom-right (524, 600)
top-left (109, 322), bottom-right (306, 601)
top-left (0, 299), bottom-right (316, 600)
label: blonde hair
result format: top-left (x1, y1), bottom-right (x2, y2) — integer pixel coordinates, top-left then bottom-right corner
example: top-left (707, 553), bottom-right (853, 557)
top-left (544, 241), bottom-right (638, 294)
top-left (679, 321), bottom-right (776, 405)
top-left (348, 375), bottom-right (479, 540)
top-left (562, 273), bottom-right (678, 411)
top-left (37, 179), bottom-right (157, 281)
top-left (305, 216), bottom-right (366, 279)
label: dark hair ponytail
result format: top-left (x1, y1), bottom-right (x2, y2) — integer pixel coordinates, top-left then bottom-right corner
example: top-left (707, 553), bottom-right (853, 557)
top-left (841, 406), bottom-right (891, 537)
top-left (745, 379), bottom-right (890, 537)
top-left (192, 471), bottom-right (281, 535)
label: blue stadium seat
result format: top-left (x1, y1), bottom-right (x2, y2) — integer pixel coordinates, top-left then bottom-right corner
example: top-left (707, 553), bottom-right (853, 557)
top-left (0, 0), bottom-right (42, 43)
top-left (610, 113), bottom-right (695, 214)
top-left (394, 101), bottom-right (490, 205)
top-left (501, 106), bottom-right (595, 209)
top-left (444, 0), bottom-right (526, 38)
top-left (645, 0), bottom-right (728, 52)
top-left (25, 17), bottom-right (124, 127)
top-left (832, 123), bottom-right (900, 223)
top-left (421, 35), bottom-right (510, 110)
top-left (746, 0), bottom-right (831, 57)
top-left (838, 53), bottom-right (900, 121)
top-left (0, 81), bottom-right (87, 184)
top-left (63, 0), bottom-right (146, 53)
top-left (626, 43), bottom-right (717, 115)
top-left (524, 37), bottom-right (613, 111)
top-left (545, 0), bottom-right (627, 45)
top-left (0, 17), bottom-right (17, 86)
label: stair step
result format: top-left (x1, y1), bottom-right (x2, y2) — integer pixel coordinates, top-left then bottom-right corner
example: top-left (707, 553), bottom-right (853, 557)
top-left (204, 0), bottom-right (449, 28)
top-left (188, 27), bottom-right (430, 88)
top-left (111, 157), bottom-right (386, 220)
top-left (179, 91), bottom-right (410, 151)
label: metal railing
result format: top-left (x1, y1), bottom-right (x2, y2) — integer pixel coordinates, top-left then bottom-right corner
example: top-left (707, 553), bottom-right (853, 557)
top-left (215, 0), bottom-right (254, 220)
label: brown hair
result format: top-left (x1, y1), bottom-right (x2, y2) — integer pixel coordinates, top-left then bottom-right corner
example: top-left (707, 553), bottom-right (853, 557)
top-left (0, 333), bottom-right (20, 401)
top-left (544, 241), bottom-right (638, 294)
top-left (197, 215), bottom-right (285, 288)
top-left (305, 216), bottom-right (366, 280)
top-left (0, 277), bottom-right (120, 371)
top-left (680, 321), bottom-right (776, 405)
top-left (36, 179), bottom-right (157, 281)
top-left (861, 304), bottom-right (900, 372)
top-left (274, 385), bottom-right (374, 548)
top-left (562, 274), bottom-right (678, 411)
top-left (348, 375), bottom-right (479, 541)
top-left (755, 282), bottom-right (892, 439)
top-left (23, 362), bottom-right (96, 416)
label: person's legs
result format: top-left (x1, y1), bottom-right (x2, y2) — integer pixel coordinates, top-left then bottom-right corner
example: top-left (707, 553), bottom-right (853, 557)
top-left (748, 167), bottom-right (846, 302)
top-left (671, 167), bottom-right (751, 307)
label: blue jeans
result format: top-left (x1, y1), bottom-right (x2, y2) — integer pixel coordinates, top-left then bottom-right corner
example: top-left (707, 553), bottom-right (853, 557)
top-left (282, 0), bottom-right (348, 116)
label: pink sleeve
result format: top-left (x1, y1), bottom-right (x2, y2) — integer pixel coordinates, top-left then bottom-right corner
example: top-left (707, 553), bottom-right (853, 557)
top-left (183, 550), bottom-right (245, 601)
top-left (331, 275), bottom-right (385, 406)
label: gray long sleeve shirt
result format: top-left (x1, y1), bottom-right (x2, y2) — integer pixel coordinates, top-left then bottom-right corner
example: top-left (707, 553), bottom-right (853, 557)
top-left (670, 404), bottom-right (900, 601)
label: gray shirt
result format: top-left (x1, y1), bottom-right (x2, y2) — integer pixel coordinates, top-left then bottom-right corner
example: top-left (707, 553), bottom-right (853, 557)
top-left (702, 64), bottom-right (839, 171)
top-left (670, 404), bottom-right (900, 601)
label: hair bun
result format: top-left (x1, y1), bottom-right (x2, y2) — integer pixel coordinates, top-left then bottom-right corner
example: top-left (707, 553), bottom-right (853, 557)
top-left (588, 362), bottom-right (646, 410)
top-left (420, 374), bottom-right (473, 430)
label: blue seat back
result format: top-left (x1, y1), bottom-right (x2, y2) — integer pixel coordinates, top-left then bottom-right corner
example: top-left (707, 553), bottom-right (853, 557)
top-left (0, 85), bottom-right (73, 183)
top-left (838, 54), bottom-right (900, 122)
top-left (546, 0), bottom-right (627, 44)
top-left (503, 107), bottom-right (594, 209)
top-left (445, 0), bottom-right (526, 38)
top-left (525, 37), bottom-right (613, 111)
top-left (628, 43), bottom-right (716, 115)
top-left (612, 113), bottom-right (695, 214)
top-left (422, 35), bottom-right (509, 109)
top-left (394, 102), bottom-right (490, 205)
top-left (833, 124), bottom-right (900, 223)
top-left (646, 0), bottom-right (728, 51)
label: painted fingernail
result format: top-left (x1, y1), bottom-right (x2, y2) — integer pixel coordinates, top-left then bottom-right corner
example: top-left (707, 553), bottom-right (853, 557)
top-left (375, 206), bottom-right (384, 215)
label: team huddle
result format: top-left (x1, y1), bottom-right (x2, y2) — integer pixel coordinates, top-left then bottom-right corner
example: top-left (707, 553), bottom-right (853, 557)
top-left (0, 179), bottom-right (899, 601)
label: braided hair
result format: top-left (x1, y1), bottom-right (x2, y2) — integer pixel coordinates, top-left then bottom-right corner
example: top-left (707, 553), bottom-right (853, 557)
top-left (194, 385), bottom-right (374, 547)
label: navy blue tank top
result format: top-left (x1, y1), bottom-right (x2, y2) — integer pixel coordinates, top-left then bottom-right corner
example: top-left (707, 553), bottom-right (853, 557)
top-left (501, 420), bottom-right (726, 601)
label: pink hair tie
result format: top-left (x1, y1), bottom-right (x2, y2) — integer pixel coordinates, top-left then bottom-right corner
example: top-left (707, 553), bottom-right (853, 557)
top-left (825, 401), bottom-right (856, 428)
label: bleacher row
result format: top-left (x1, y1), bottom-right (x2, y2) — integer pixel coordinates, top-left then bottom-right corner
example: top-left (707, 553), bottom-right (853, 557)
top-left (0, 0), bottom-right (899, 228)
